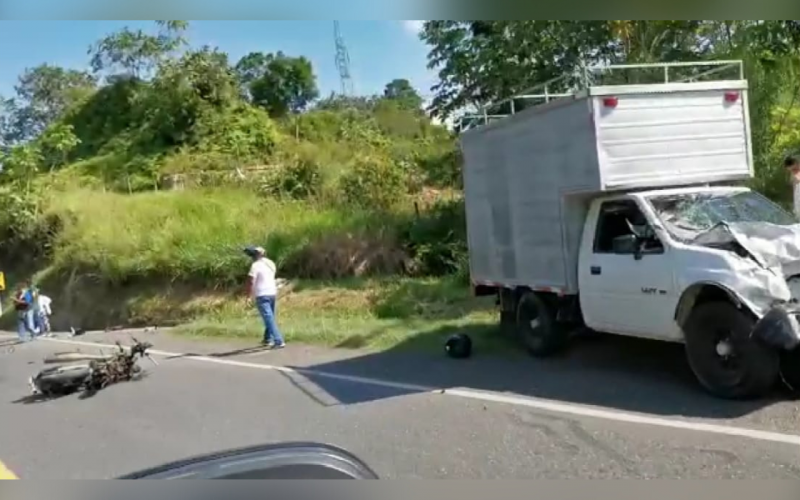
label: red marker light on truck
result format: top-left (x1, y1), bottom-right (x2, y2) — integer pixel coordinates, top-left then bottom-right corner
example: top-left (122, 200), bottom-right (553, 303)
top-left (602, 97), bottom-right (618, 108)
top-left (724, 91), bottom-right (740, 103)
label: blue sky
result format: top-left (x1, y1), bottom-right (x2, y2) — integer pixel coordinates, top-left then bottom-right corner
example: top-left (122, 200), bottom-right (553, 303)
top-left (0, 20), bottom-right (436, 101)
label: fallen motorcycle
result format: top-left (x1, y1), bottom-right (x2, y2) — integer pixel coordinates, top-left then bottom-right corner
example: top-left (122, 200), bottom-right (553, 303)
top-left (29, 338), bottom-right (157, 398)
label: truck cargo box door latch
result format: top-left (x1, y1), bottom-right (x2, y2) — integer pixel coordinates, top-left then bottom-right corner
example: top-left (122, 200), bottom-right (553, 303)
top-left (590, 266), bottom-right (601, 275)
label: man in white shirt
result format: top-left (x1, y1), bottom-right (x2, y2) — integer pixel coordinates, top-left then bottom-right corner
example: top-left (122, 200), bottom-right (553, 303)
top-left (244, 246), bottom-right (286, 348)
top-left (35, 293), bottom-right (53, 336)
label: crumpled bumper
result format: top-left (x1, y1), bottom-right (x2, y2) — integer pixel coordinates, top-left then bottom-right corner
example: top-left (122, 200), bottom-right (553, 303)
top-left (751, 302), bottom-right (800, 351)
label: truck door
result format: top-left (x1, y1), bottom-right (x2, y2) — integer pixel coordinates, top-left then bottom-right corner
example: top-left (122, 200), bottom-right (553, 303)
top-left (579, 199), bottom-right (680, 340)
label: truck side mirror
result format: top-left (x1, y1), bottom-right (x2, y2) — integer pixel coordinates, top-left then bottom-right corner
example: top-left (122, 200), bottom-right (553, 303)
top-left (612, 234), bottom-right (640, 257)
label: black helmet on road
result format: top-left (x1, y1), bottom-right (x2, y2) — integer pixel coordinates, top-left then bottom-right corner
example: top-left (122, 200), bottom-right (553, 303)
top-left (444, 333), bottom-right (472, 359)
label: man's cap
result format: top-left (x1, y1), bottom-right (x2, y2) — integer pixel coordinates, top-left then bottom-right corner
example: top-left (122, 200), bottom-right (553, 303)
top-left (243, 246), bottom-right (266, 257)
top-left (785, 154), bottom-right (799, 168)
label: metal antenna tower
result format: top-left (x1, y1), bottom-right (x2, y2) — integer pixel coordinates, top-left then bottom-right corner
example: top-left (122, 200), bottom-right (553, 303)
top-left (333, 21), bottom-right (354, 96)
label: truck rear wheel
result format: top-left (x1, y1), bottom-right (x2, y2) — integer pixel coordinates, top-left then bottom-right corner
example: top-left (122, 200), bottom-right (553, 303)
top-left (684, 302), bottom-right (779, 399)
top-left (515, 291), bottom-right (568, 357)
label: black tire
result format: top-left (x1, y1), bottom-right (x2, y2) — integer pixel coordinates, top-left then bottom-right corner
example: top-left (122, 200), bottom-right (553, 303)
top-left (515, 291), bottom-right (568, 357)
top-left (34, 365), bottom-right (92, 396)
top-left (683, 302), bottom-right (779, 399)
top-left (37, 365), bottom-right (92, 384)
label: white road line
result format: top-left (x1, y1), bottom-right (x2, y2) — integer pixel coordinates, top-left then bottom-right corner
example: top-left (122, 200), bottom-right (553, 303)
top-left (32, 336), bottom-right (800, 448)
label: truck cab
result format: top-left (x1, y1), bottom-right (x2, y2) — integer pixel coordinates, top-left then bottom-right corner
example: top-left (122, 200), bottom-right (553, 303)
top-left (577, 185), bottom-right (800, 398)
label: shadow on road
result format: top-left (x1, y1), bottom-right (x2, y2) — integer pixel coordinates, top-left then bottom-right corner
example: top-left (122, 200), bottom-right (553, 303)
top-left (285, 323), bottom-right (787, 420)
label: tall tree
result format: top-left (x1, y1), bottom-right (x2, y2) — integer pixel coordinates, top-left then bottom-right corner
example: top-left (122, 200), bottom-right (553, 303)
top-left (235, 51), bottom-right (319, 117)
top-left (89, 20), bottom-right (189, 79)
top-left (142, 46), bottom-right (240, 147)
top-left (4, 65), bottom-right (96, 142)
top-left (234, 52), bottom-right (270, 91)
top-left (421, 21), bottom-right (618, 118)
top-left (383, 78), bottom-right (423, 111)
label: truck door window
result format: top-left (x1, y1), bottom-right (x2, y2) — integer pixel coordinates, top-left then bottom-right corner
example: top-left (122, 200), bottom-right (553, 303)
top-left (593, 200), bottom-right (664, 255)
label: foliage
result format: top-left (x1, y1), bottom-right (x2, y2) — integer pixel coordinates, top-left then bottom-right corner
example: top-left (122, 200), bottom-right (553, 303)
top-left (37, 123), bottom-right (81, 171)
top-left (403, 198), bottom-right (468, 278)
top-left (383, 78), bottom-right (423, 111)
top-left (340, 156), bottom-right (408, 210)
top-left (1, 143), bottom-right (43, 193)
top-left (2, 65), bottom-right (96, 143)
top-left (235, 51), bottom-right (319, 117)
top-left (272, 158), bottom-right (325, 200)
top-left (89, 20), bottom-right (189, 79)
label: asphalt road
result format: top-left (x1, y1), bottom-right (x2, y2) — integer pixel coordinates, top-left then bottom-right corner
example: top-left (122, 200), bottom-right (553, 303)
top-left (1, 330), bottom-right (800, 479)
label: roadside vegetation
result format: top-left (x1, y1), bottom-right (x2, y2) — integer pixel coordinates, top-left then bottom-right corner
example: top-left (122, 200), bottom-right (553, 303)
top-left (1, 21), bottom-right (800, 351)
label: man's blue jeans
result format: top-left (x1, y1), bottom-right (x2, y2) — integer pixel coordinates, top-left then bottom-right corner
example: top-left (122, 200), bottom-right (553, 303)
top-left (255, 295), bottom-right (284, 345)
top-left (16, 310), bottom-right (37, 341)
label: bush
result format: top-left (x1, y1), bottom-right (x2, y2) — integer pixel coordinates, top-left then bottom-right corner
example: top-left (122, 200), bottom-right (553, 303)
top-left (272, 158), bottom-right (325, 200)
top-left (0, 186), bottom-right (62, 260)
top-left (402, 198), bottom-right (468, 277)
top-left (340, 156), bottom-right (408, 210)
top-left (419, 146), bottom-right (463, 189)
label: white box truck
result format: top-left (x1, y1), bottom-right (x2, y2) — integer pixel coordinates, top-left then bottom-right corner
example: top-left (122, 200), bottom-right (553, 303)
top-left (460, 61), bottom-right (800, 399)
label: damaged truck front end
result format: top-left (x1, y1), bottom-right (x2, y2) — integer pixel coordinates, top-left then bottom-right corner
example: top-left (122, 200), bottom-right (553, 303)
top-left (648, 188), bottom-right (800, 394)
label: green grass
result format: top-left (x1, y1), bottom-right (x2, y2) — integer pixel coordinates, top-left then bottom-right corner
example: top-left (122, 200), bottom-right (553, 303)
top-left (44, 187), bottom-right (404, 284)
top-left (173, 276), bottom-right (513, 354)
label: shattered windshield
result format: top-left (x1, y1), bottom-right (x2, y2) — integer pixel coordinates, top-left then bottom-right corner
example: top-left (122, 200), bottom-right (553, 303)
top-left (647, 190), bottom-right (797, 242)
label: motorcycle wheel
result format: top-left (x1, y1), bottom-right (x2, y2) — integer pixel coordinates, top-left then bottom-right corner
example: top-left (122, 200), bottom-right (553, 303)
top-left (34, 365), bottom-right (93, 395)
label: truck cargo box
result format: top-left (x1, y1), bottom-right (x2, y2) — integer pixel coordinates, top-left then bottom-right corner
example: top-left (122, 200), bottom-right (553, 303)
top-left (460, 63), bottom-right (752, 294)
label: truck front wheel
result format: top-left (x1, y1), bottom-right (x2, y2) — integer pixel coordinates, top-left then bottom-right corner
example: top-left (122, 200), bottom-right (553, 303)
top-left (515, 291), bottom-right (568, 357)
top-left (684, 302), bottom-right (779, 399)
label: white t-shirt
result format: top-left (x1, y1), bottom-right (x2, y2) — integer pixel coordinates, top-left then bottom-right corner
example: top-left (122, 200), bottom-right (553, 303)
top-left (248, 258), bottom-right (278, 298)
top-left (36, 294), bottom-right (52, 315)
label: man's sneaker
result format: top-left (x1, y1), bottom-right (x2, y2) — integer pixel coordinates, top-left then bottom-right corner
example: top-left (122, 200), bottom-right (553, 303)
top-left (261, 340), bottom-right (275, 348)
top-left (273, 343), bottom-right (286, 350)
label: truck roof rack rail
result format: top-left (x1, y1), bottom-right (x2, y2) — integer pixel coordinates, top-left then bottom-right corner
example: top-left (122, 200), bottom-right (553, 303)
top-left (457, 60), bottom-right (744, 132)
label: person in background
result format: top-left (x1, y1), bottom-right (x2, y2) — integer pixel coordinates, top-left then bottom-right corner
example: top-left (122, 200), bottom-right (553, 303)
top-left (785, 154), bottom-right (800, 219)
top-left (12, 281), bottom-right (37, 341)
top-left (35, 291), bottom-right (53, 336)
top-left (244, 246), bottom-right (286, 349)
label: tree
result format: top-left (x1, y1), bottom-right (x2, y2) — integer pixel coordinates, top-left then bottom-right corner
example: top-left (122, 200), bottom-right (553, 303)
top-left (38, 123), bottom-right (81, 171)
top-left (5, 65), bottom-right (96, 141)
top-left (421, 21), bottom-right (618, 118)
top-left (234, 52), bottom-right (270, 90)
top-left (89, 20), bottom-right (189, 79)
top-left (142, 46), bottom-right (241, 147)
top-left (0, 95), bottom-right (13, 148)
top-left (3, 143), bottom-right (43, 194)
top-left (235, 51), bottom-right (319, 117)
top-left (383, 78), bottom-right (423, 111)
